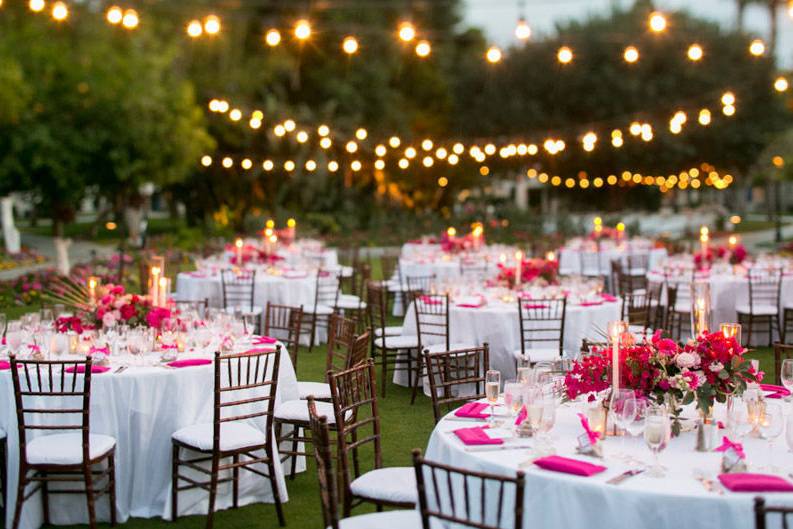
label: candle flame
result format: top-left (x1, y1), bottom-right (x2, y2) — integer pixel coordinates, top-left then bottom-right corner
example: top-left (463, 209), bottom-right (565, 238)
top-left (287, 218), bottom-right (296, 228)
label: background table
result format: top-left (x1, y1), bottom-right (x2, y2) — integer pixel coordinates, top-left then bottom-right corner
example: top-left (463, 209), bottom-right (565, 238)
top-left (425, 401), bottom-right (793, 529)
top-left (0, 348), bottom-right (301, 529)
top-left (176, 271), bottom-right (317, 309)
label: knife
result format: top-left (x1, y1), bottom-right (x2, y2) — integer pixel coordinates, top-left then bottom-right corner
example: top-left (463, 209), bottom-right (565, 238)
top-left (607, 468), bottom-right (645, 485)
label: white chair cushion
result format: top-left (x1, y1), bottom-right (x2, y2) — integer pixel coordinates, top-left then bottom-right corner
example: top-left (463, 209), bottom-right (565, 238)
top-left (374, 326), bottom-right (404, 337)
top-left (337, 510), bottom-right (422, 529)
top-left (350, 466), bottom-right (418, 505)
top-left (27, 433), bottom-right (116, 465)
top-left (298, 381), bottom-right (332, 400)
top-left (375, 335), bottom-right (419, 349)
top-left (275, 399), bottom-right (343, 424)
top-left (736, 303), bottom-right (778, 316)
top-left (308, 304), bottom-right (335, 316)
top-left (172, 422), bottom-right (266, 452)
top-left (512, 348), bottom-right (561, 363)
top-left (337, 297), bottom-right (367, 310)
top-left (425, 342), bottom-right (477, 354)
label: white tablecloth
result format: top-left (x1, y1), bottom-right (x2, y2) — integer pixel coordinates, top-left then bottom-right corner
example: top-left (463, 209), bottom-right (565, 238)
top-left (1, 348), bottom-right (301, 529)
top-left (398, 299), bottom-right (620, 383)
top-left (559, 247), bottom-right (667, 275)
top-left (176, 272), bottom-right (317, 309)
top-left (426, 402), bottom-right (793, 529)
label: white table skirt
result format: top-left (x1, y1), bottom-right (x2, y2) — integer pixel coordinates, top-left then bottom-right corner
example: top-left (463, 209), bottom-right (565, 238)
top-left (559, 248), bottom-right (667, 275)
top-left (175, 272), bottom-right (317, 310)
top-left (425, 402), bottom-right (793, 529)
top-left (1, 350), bottom-right (302, 529)
top-left (396, 300), bottom-right (620, 385)
top-left (398, 258), bottom-right (501, 281)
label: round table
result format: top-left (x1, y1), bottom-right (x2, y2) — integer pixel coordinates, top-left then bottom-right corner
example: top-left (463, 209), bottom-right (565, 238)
top-left (397, 298), bottom-right (620, 385)
top-left (176, 270), bottom-right (317, 309)
top-left (426, 401), bottom-right (793, 529)
top-left (559, 246), bottom-right (667, 275)
top-left (0, 344), bottom-right (301, 529)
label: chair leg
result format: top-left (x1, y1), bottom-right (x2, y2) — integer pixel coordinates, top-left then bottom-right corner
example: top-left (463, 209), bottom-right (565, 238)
top-left (232, 454), bottom-right (239, 508)
top-left (83, 462), bottom-right (97, 529)
top-left (171, 444), bottom-right (179, 521)
top-left (266, 455), bottom-right (286, 527)
top-left (41, 471), bottom-right (50, 526)
top-left (747, 315), bottom-right (753, 348)
top-left (380, 348), bottom-right (388, 398)
top-left (11, 469), bottom-right (26, 529)
top-left (206, 459), bottom-right (219, 529)
top-left (410, 349), bottom-right (423, 405)
top-left (108, 453), bottom-right (117, 526)
top-left (289, 426), bottom-right (299, 479)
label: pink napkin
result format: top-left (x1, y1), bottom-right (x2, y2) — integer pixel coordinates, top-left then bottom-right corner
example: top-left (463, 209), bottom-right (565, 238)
top-left (514, 405), bottom-right (527, 426)
top-left (419, 296), bottom-right (442, 305)
top-left (454, 402), bottom-right (490, 420)
top-left (0, 361), bottom-right (10, 370)
top-left (761, 384), bottom-right (791, 399)
top-left (453, 426), bottom-right (503, 446)
top-left (167, 358), bottom-right (212, 368)
top-left (253, 336), bottom-right (278, 345)
top-left (64, 365), bottom-right (111, 374)
top-left (523, 304), bottom-right (549, 310)
top-left (579, 301), bottom-right (603, 307)
top-left (600, 294), bottom-right (618, 303)
top-left (534, 455), bottom-right (607, 476)
top-left (718, 473), bottom-right (793, 492)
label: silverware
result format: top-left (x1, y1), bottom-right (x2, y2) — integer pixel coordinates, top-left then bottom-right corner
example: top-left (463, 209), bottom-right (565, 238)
top-left (607, 468), bottom-right (645, 485)
top-left (114, 366), bottom-right (127, 374)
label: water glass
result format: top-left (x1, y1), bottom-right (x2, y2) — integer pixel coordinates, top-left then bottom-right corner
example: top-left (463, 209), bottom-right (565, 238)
top-left (503, 382), bottom-right (523, 416)
top-left (761, 402), bottom-right (784, 472)
top-left (485, 370), bottom-right (500, 424)
top-left (644, 407), bottom-right (670, 477)
top-left (781, 359), bottom-right (793, 396)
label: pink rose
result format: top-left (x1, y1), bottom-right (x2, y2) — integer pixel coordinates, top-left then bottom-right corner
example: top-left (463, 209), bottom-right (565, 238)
top-left (102, 311), bottom-right (117, 328)
top-left (675, 352), bottom-right (700, 369)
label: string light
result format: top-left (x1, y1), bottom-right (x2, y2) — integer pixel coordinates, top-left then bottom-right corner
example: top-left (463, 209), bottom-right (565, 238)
top-left (305, 160), bottom-right (317, 171)
top-left (415, 40), bottom-right (431, 58)
top-left (296, 130), bottom-right (309, 143)
top-left (721, 91), bottom-right (736, 106)
top-left (687, 44), bottom-right (703, 61)
top-left (698, 108), bottom-right (712, 125)
top-left (283, 119), bottom-right (296, 132)
top-left (229, 109), bottom-right (242, 121)
top-left (328, 161), bottom-right (339, 172)
top-left (203, 14), bottom-right (220, 35)
top-left (106, 6), bottom-right (123, 24)
top-left (342, 36), bottom-right (359, 55)
top-left (241, 158), bottom-right (253, 170)
top-left (284, 160), bottom-right (295, 172)
top-left (515, 17), bottom-right (531, 41)
top-left (775, 76), bottom-right (789, 92)
top-left (486, 46), bottom-right (503, 64)
top-left (201, 155), bottom-right (212, 167)
top-left (389, 136), bottom-right (401, 148)
top-left (29, 0), bottom-right (45, 13)
top-left (222, 157), bottom-right (233, 168)
top-left (187, 20), bottom-right (203, 38)
top-left (121, 9), bottom-right (138, 29)
top-left (317, 125), bottom-right (330, 137)
top-left (356, 128), bottom-right (368, 140)
top-left (294, 19), bottom-right (311, 40)
top-left (265, 29), bottom-right (281, 47)
top-left (319, 137), bottom-right (332, 149)
top-left (557, 46), bottom-right (573, 64)
top-left (345, 141), bottom-right (358, 153)
top-left (398, 21), bottom-right (416, 42)
top-left (375, 145), bottom-right (387, 157)
top-left (749, 39), bottom-right (766, 57)
top-left (51, 1), bottom-right (68, 21)
top-left (351, 160), bottom-right (362, 171)
top-left (263, 160), bottom-right (274, 171)
top-left (648, 11), bottom-right (667, 33)
top-left (623, 46), bottom-right (639, 63)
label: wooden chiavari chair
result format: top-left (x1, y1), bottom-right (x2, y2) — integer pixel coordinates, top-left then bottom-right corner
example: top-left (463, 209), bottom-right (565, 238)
top-left (664, 267), bottom-right (693, 341)
top-left (306, 397), bottom-right (420, 529)
top-left (263, 303), bottom-right (303, 368)
top-left (579, 251), bottom-right (603, 278)
top-left (330, 360), bottom-right (416, 517)
top-left (171, 347), bottom-right (285, 528)
top-left (10, 356), bottom-right (117, 529)
top-left (406, 274), bottom-right (436, 298)
top-left (580, 338), bottom-right (609, 356)
top-left (622, 282), bottom-right (663, 339)
top-left (220, 269), bottom-right (257, 313)
top-left (367, 282), bottom-right (419, 398)
top-left (738, 267), bottom-right (782, 347)
top-left (326, 313), bottom-right (360, 375)
top-left (336, 263), bottom-right (369, 332)
top-left (515, 297), bottom-right (566, 364)
top-left (424, 344), bottom-right (489, 423)
top-left (304, 268), bottom-right (341, 352)
top-left (412, 449), bottom-right (526, 529)
top-left (754, 497), bottom-right (793, 529)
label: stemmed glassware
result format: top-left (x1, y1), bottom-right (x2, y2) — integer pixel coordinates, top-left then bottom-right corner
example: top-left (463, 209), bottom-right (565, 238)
top-left (503, 381), bottom-right (522, 418)
top-left (485, 370), bottom-right (501, 425)
top-left (727, 396), bottom-right (753, 440)
top-left (781, 359), bottom-right (793, 400)
top-left (516, 356), bottom-right (532, 384)
top-left (610, 389), bottom-right (637, 460)
top-left (760, 402), bottom-right (784, 472)
top-left (644, 406), bottom-right (670, 478)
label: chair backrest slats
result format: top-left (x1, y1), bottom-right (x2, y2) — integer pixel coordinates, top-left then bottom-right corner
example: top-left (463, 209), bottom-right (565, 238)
top-left (414, 293), bottom-right (450, 351)
top-left (518, 297), bottom-right (566, 357)
top-left (425, 345), bottom-right (489, 423)
top-left (221, 269), bottom-right (256, 312)
top-left (264, 303), bottom-right (303, 367)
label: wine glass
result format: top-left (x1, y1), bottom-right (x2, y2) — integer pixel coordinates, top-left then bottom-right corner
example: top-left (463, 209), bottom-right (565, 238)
top-left (485, 370), bottom-right (501, 424)
top-left (625, 399), bottom-right (648, 464)
top-left (516, 355), bottom-right (532, 384)
top-left (536, 396), bottom-right (556, 453)
top-left (503, 382), bottom-right (523, 417)
top-left (781, 359), bottom-right (793, 398)
top-left (611, 389), bottom-right (637, 459)
top-left (727, 396), bottom-right (753, 440)
top-left (644, 407), bottom-right (670, 478)
top-left (761, 402), bottom-right (784, 472)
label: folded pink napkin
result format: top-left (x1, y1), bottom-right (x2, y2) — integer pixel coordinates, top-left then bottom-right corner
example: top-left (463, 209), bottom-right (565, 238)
top-left (579, 301), bottom-right (603, 307)
top-left (523, 304), bottom-right (549, 309)
top-left (534, 455), bottom-right (607, 476)
top-left (419, 296), bottom-right (443, 305)
top-left (253, 336), bottom-right (278, 344)
top-left (0, 361), bottom-right (15, 370)
top-left (64, 365), bottom-right (111, 374)
top-left (514, 405), bottom-right (527, 426)
top-left (600, 294), bottom-right (618, 303)
top-left (242, 347), bottom-right (276, 355)
top-left (761, 384), bottom-right (791, 399)
top-left (167, 358), bottom-right (212, 368)
top-left (457, 304), bottom-right (481, 309)
top-left (453, 426), bottom-right (503, 446)
top-left (454, 402), bottom-right (490, 420)
top-left (718, 473), bottom-right (793, 492)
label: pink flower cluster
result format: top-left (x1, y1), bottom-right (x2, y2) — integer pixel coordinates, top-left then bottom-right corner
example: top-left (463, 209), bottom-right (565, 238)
top-left (226, 243), bottom-right (284, 266)
top-left (439, 232), bottom-right (483, 254)
top-left (496, 258), bottom-right (559, 288)
top-left (695, 244), bottom-right (749, 270)
top-left (56, 284), bottom-right (173, 333)
top-left (565, 330), bottom-right (760, 417)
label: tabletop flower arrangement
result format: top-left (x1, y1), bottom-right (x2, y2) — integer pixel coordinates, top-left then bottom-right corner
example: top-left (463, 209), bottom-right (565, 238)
top-left (496, 258), bottom-right (559, 288)
top-left (226, 243), bottom-right (284, 266)
top-left (565, 330), bottom-right (760, 435)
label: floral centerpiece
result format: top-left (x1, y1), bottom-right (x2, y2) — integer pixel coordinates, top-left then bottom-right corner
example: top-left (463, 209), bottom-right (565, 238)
top-left (225, 243), bottom-right (284, 266)
top-left (496, 258), bottom-right (559, 288)
top-left (439, 231), bottom-right (483, 254)
top-left (695, 244), bottom-right (749, 270)
top-left (565, 330), bottom-right (760, 434)
top-left (588, 227), bottom-right (620, 241)
top-left (48, 280), bottom-right (173, 333)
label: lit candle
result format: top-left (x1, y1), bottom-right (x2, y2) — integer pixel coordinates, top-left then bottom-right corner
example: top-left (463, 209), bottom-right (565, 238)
top-left (608, 321), bottom-right (627, 391)
top-left (158, 277), bottom-right (168, 308)
top-left (471, 223), bottom-right (484, 250)
top-left (515, 250), bottom-right (524, 289)
top-left (696, 298), bottom-right (706, 336)
top-left (616, 222), bottom-right (625, 244)
top-left (235, 238), bottom-right (244, 266)
top-left (286, 218), bottom-right (296, 240)
top-left (545, 251), bottom-right (556, 262)
top-left (699, 226), bottom-right (709, 258)
top-left (265, 219), bottom-right (275, 230)
top-left (720, 322), bottom-right (741, 346)
top-left (593, 216), bottom-right (603, 236)
top-left (691, 280), bottom-right (711, 338)
top-left (150, 266), bottom-right (161, 307)
top-left (446, 226), bottom-right (457, 239)
top-left (87, 276), bottom-right (99, 305)
top-left (728, 235), bottom-right (738, 250)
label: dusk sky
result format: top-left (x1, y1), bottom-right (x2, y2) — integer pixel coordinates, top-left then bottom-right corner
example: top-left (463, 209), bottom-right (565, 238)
top-left (464, 0), bottom-right (793, 66)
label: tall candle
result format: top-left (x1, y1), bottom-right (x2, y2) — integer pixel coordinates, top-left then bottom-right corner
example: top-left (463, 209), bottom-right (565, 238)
top-left (608, 321), bottom-right (627, 391)
top-left (235, 238), bottom-right (244, 266)
top-left (158, 277), bottom-right (168, 308)
top-left (515, 251), bottom-right (524, 289)
top-left (87, 276), bottom-right (99, 305)
top-left (699, 226), bottom-right (709, 257)
top-left (728, 235), bottom-right (738, 250)
top-left (150, 266), bottom-right (161, 307)
top-left (446, 226), bottom-right (456, 239)
top-left (286, 218), bottom-right (296, 241)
